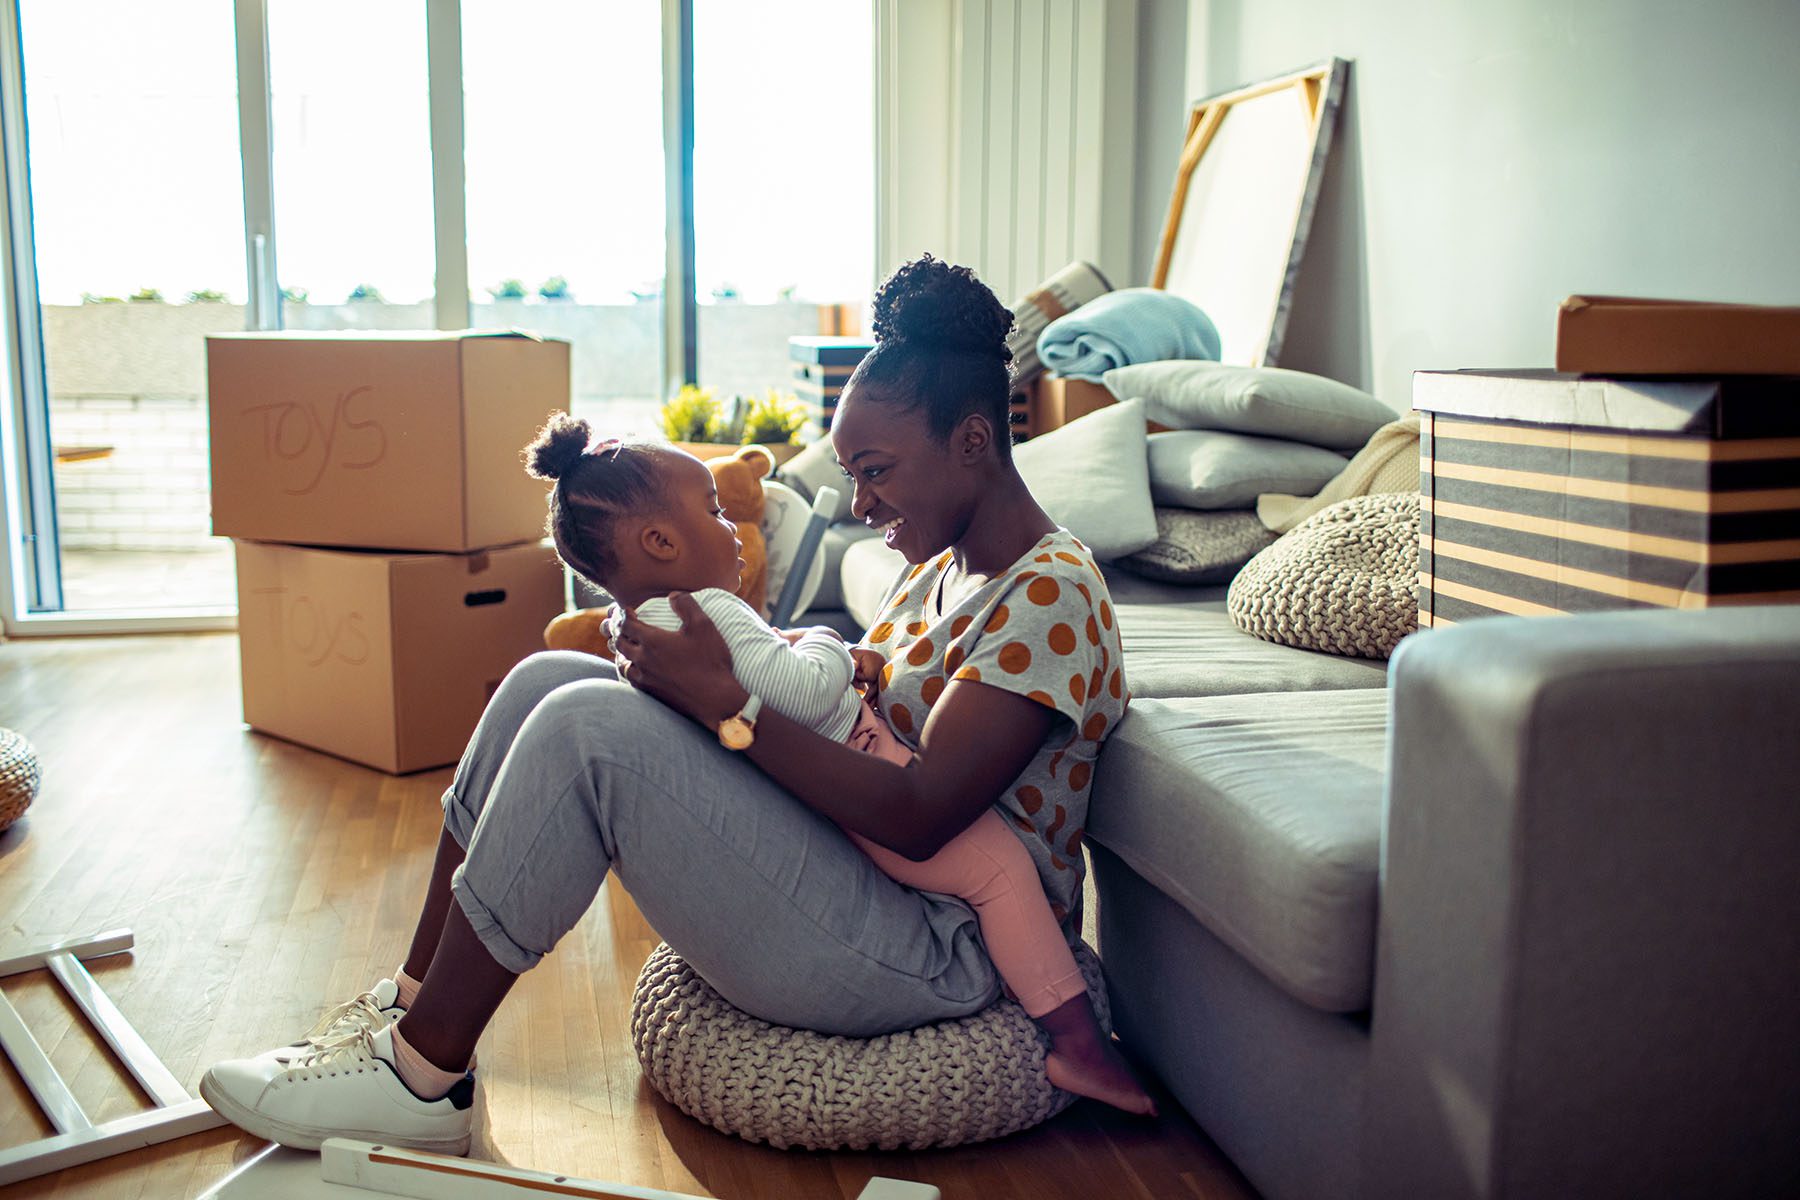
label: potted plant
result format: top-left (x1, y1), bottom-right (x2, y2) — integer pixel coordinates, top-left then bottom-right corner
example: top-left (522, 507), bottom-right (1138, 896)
top-left (657, 385), bottom-right (808, 466)
top-left (487, 278), bottom-right (529, 302)
top-left (538, 275), bottom-right (572, 301)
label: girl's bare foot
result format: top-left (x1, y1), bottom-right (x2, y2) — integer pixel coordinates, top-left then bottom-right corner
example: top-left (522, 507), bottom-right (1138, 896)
top-left (1036, 995), bottom-right (1158, 1116)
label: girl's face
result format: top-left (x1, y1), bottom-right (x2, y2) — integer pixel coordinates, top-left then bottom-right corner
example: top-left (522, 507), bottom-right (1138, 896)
top-left (660, 452), bottom-right (744, 590)
top-left (829, 391), bottom-right (972, 564)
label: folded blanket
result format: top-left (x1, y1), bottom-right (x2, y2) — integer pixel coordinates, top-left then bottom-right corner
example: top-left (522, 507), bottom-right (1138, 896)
top-left (1256, 413), bottom-right (1420, 533)
top-left (1037, 287), bottom-right (1221, 381)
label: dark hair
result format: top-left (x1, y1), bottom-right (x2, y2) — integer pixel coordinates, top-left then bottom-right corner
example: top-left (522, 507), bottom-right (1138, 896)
top-left (523, 413), bottom-right (668, 590)
top-left (847, 254), bottom-right (1015, 457)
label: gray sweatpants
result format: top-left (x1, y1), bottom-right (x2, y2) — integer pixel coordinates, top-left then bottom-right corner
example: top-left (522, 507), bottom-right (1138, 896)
top-left (441, 651), bottom-right (1000, 1037)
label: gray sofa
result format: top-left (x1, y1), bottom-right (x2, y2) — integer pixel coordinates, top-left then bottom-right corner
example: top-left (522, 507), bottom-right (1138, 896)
top-left (827, 527), bottom-right (1800, 1200)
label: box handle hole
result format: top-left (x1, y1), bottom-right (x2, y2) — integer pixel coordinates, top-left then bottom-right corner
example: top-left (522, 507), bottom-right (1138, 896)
top-left (464, 589), bottom-right (507, 607)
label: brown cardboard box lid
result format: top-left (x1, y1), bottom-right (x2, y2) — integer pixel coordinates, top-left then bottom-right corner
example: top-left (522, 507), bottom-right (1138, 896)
top-left (1555, 295), bottom-right (1800, 377)
top-left (1413, 369), bottom-right (1800, 439)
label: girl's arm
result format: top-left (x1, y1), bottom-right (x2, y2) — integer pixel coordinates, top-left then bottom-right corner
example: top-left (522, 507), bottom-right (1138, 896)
top-left (614, 594), bottom-right (1054, 860)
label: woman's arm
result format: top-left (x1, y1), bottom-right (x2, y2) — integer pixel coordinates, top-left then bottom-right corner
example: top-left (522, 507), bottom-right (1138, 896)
top-left (614, 595), bottom-right (1055, 860)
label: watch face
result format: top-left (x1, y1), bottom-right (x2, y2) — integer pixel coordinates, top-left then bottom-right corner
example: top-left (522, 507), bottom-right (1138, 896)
top-left (719, 718), bottom-right (754, 751)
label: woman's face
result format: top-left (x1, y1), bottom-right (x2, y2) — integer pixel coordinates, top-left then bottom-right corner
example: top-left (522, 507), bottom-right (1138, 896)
top-left (830, 391), bottom-right (971, 563)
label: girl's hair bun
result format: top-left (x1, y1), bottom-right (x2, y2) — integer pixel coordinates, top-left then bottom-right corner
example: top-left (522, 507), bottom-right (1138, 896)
top-left (870, 253), bottom-right (1013, 363)
top-left (523, 412), bottom-right (593, 481)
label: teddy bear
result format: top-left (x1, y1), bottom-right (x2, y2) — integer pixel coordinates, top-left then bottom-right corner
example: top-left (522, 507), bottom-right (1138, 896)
top-left (543, 443), bottom-right (777, 658)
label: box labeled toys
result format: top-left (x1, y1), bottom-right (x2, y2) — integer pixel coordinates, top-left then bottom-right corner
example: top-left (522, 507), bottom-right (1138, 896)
top-left (1413, 369), bottom-right (1800, 626)
top-left (234, 539), bottom-right (566, 773)
top-left (208, 330), bottom-right (569, 552)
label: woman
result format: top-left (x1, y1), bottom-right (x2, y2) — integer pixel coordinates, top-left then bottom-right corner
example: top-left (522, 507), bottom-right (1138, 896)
top-left (200, 255), bottom-right (1149, 1155)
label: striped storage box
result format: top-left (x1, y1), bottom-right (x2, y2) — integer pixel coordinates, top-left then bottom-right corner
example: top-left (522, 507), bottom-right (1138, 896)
top-left (789, 336), bottom-right (873, 434)
top-left (1414, 370), bottom-right (1800, 627)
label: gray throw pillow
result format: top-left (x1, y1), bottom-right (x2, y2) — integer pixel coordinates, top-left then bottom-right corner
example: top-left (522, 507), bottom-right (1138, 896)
top-left (1116, 508), bottom-right (1278, 585)
top-left (773, 437), bottom-right (853, 523)
top-left (1104, 361), bottom-right (1395, 451)
top-left (1148, 430), bottom-right (1348, 511)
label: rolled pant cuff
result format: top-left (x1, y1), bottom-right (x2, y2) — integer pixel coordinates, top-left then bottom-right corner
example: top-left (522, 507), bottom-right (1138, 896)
top-left (441, 787), bottom-right (477, 850)
top-left (450, 867), bottom-right (541, 975)
top-left (1016, 967), bottom-right (1090, 1020)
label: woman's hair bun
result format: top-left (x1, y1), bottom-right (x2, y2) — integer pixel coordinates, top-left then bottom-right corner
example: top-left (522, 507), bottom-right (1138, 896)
top-left (524, 412), bottom-right (593, 481)
top-left (870, 253), bottom-right (1013, 363)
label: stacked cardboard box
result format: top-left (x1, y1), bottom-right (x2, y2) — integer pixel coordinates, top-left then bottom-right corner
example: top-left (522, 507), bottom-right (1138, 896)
top-left (207, 331), bottom-right (572, 773)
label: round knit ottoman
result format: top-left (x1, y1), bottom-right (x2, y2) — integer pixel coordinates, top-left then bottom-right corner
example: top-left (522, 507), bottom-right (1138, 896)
top-left (631, 940), bottom-right (1111, 1151)
top-left (1227, 491), bottom-right (1420, 660)
top-left (0, 728), bottom-right (40, 833)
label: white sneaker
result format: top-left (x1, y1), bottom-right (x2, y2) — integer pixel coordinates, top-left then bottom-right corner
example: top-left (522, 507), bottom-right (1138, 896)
top-left (200, 1023), bottom-right (474, 1154)
top-left (269, 978), bottom-right (405, 1064)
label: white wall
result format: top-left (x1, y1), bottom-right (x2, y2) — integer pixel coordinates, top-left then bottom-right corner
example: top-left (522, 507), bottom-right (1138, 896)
top-left (1131, 0), bottom-right (1800, 409)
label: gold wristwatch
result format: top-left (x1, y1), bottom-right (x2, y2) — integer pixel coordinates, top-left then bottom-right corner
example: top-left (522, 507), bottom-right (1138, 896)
top-left (717, 693), bottom-right (762, 751)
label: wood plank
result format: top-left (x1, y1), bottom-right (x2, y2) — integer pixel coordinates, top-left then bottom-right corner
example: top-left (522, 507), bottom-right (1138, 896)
top-left (0, 633), bottom-right (1256, 1198)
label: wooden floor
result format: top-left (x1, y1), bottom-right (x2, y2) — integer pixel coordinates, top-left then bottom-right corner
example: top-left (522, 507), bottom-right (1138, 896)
top-left (0, 633), bottom-right (1257, 1200)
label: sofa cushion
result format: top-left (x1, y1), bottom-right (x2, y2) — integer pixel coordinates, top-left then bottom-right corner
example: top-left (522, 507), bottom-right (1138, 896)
top-left (1088, 690), bottom-right (1389, 1012)
top-left (811, 521), bottom-right (879, 615)
top-left (1104, 572), bottom-right (1389, 698)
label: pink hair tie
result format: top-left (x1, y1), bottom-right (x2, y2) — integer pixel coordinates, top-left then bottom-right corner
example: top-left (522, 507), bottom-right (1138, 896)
top-left (586, 435), bottom-right (624, 457)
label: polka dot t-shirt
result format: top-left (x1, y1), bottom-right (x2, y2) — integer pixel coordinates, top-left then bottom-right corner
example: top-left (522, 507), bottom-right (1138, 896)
top-left (861, 528), bottom-right (1129, 941)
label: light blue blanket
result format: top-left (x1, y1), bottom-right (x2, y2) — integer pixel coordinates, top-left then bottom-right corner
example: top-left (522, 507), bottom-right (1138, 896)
top-left (1037, 287), bottom-right (1221, 381)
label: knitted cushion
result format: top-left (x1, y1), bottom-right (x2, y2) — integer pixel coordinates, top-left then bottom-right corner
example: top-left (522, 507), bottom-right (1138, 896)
top-left (0, 728), bottom-right (40, 833)
top-left (1116, 508), bottom-right (1278, 585)
top-left (1227, 492), bottom-right (1420, 660)
top-left (631, 940), bottom-right (1110, 1151)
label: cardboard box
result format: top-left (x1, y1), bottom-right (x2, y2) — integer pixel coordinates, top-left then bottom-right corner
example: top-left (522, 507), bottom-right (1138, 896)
top-left (1414, 369), bottom-right (1800, 627)
top-left (208, 330), bottom-right (570, 552)
top-left (234, 538), bottom-right (566, 773)
top-left (1029, 375), bottom-right (1116, 435)
top-left (1555, 295), bottom-right (1800, 376)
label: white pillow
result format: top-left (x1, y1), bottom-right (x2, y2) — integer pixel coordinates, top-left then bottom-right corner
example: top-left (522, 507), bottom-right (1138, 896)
top-left (1104, 361), bottom-right (1394, 451)
top-left (1147, 430), bottom-right (1348, 510)
top-left (1012, 398), bottom-right (1157, 560)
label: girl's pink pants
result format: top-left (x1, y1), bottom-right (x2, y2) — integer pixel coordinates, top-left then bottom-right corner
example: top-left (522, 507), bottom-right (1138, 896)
top-left (843, 700), bottom-right (1089, 1019)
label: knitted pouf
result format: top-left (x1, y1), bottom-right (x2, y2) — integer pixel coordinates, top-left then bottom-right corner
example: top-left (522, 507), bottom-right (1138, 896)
top-left (1227, 491), bottom-right (1421, 659)
top-left (0, 728), bottom-right (40, 833)
top-left (631, 940), bottom-right (1110, 1151)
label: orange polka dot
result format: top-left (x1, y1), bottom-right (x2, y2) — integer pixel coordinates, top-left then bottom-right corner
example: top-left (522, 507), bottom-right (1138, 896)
top-left (1090, 666), bottom-right (1104, 698)
top-left (889, 703), bottom-right (913, 735)
top-left (1047, 623), bottom-right (1076, 655)
top-left (1034, 553), bottom-right (1053, 563)
top-left (1027, 690), bottom-right (1056, 708)
top-left (1109, 668), bottom-right (1122, 699)
top-left (954, 666), bottom-right (982, 683)
top-left (869, 622), bottom-right (895, 643)
top-left (1075, 582), bottom-right (1092, 604)
top-left (1082, 712), bottom-right (1108, 740)
top-left (998, 642), bottom-right (1032, 674)
top-left (908, 563), bottom-right (925, 579)
top-left (1049, 750), bottom-right (1065, 778)
top-left (984, 605), bottom-right (1010, 634)
top-left (881, 663), bottom-right (895, 688)
top-left (1011, 812), bottom-right (1036, 834)
top-left (1100, 646), bottom-right (1110, 673)
top-left (920, 675), bottom-right (945, 705)
top-left (892, 591), bottom-right (910, 608)
top-left (906, 638), bottom-right (936, 666)
top-left (1051, 902), bottom-right (1069, 922)
top-left (1055, 551), bottom-right (1082, 564)
top-left (1069, 761), bottom-right (1092, 791)
top-left (1027, 576), bottom-right (1061, 606)
top-left (905, 620), bottom-right (927, 636)
top-left (944, 645), bottom-right (965, 673)
top-left (1069, 673), bottom-right (1087, 704)
top-left (1051, 855), bottom-right (1071, 871)
top-left (1046, 804), bottom-right (1068, 842)
top-left (1085, 616), bottom-right (1100, 645)
top-left (1064, 826), bottom-right (1085, 855)
top-left (1016, 785), bottom-right (1045, 814)
top-left (950, 614), bottom-right (973, 638)
top-left (1100, 600), bottom-right (1114, 630)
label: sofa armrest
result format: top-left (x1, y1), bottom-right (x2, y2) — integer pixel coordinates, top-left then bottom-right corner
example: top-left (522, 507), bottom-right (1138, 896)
top-left (1365, 607), bottom-right (1800, 1199)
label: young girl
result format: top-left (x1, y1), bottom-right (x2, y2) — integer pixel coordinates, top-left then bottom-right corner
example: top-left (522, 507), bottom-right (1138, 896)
top-left (524, 414), bottom-right (1155, 1116)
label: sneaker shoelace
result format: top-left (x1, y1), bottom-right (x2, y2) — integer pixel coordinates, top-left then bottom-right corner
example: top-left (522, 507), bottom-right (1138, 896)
top-left (298, 990), bottom-right (394, 1050)
top-left (284, 1026), bottom-right (381, 1084)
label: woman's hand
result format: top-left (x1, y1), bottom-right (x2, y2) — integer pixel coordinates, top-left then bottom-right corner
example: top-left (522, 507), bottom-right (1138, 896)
top-left (612, 595), bottom-right (749, 727)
